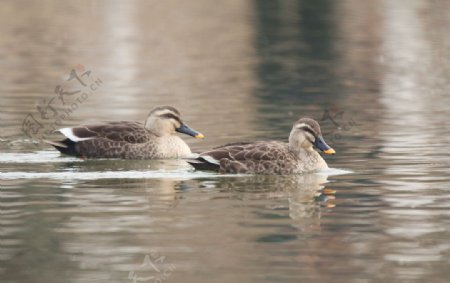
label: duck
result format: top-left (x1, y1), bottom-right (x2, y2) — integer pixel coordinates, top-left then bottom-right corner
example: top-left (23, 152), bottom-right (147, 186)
top-left (45, 106), bottom-right (204, 159)
top-left (187, 117), bottom-right (335, 174)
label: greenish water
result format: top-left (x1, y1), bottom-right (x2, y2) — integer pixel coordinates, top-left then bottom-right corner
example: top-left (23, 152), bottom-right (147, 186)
top-left (1, 1), bottom-right (450, 282)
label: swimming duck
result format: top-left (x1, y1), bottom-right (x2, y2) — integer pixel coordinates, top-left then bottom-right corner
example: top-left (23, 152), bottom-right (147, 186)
top-left (46, 106), bottom-right (204, 159)
top-left (187, 118), bottom-right (335, 174)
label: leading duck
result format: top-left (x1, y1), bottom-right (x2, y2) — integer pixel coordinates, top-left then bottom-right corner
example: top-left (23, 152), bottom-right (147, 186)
top-left (46, 106), bottom-right (204, 159)
top-left (187, 117), bottom-right (335, 175)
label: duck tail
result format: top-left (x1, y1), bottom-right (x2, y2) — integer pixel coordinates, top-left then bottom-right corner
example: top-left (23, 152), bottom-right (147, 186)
top-left (43, 139), bottom-right (79, 156)
top-left (186, 158), bottom-right (220, 172)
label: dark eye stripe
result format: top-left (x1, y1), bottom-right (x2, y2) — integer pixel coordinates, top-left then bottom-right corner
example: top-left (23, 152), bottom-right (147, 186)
top-left (159, 113), bottom-right (182, 123)
top-left (299, 126), bottom-right (316, 137)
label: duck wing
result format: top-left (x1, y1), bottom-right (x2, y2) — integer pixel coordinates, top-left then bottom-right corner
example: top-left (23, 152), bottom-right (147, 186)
top-left (58, 121), bottom-right (153, 143)
top-left (187, 141), bottom-right (295, 174)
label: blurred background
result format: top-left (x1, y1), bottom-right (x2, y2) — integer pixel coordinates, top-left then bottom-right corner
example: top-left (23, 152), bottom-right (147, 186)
top-left (1, 0), bottom-right (450, 282)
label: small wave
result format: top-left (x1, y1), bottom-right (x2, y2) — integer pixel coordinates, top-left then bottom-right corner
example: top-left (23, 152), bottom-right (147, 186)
top-left (317, 168), bottom-right (353, 176)
top-left (0, 151), bottom-right (82, 163)
top-left (0, 169), bottom-right (349, 180)
top-left (0, 170), bottom-right (237, 180)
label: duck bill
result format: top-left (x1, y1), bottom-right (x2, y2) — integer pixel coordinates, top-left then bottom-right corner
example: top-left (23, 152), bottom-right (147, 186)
top-left (176, 123), bottom-right (205, 139)
top-left (314, 135), bottom-right (335, 155)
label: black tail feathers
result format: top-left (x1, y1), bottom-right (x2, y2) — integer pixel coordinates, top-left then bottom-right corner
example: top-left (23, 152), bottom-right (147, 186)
top-left (186, 158), bottom-right (220, 171)
top-left (44, 139), bottom-right (79, 157)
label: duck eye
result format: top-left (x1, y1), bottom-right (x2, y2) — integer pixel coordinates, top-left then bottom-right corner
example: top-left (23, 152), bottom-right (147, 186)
top-left (159, 113), bottom-right (182, 123)
top-left (299, 126), bottom-right (316, 137)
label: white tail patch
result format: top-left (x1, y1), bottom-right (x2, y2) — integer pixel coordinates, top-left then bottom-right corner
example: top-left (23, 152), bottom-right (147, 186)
top-left (201, 155), bottom-right (220, 165)
top-left (59, 128), bottom-right (94, 142)
top-left (42, 139), bottom-right (67, 148)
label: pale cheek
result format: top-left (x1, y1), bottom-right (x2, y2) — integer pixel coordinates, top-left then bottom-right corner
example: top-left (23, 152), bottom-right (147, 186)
top-left (301, 139), bottom-right (313, 148)
top-left (171, 122), bottom-right (180, 132)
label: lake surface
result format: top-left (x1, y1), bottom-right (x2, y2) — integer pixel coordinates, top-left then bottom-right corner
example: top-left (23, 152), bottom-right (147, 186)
top-left (1, 1), bottom-right (450, 282)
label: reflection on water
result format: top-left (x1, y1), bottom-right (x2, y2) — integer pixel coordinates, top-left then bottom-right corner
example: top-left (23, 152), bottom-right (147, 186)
top-left (2, 0), bottom-right (450, 283)
top-left (1, 170), bottom-right (334, 283)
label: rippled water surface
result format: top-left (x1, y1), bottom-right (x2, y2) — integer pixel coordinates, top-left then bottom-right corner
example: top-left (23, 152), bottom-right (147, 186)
top-left (1, 1), bottom-right (450, 282)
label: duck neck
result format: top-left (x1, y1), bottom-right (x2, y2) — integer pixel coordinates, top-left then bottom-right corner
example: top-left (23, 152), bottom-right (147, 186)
top-left (288, 130), bottom-right (312, 156)
top-left (288, 145), bottom-right (327, 171)
top-left (289, 144), bottom-right (314, 157)
top-left (157, 135), bottom-right (192, 158)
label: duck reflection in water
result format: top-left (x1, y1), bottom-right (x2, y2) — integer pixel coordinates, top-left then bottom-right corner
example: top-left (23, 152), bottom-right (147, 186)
top-left (197, 172), bottom-right (335, 221)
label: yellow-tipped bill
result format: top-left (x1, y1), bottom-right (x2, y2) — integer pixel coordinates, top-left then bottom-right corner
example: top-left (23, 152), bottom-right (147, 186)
top-left (176, 123), bottom-right (204, 139)
top-left (314, 135), bottom-right (335, 155)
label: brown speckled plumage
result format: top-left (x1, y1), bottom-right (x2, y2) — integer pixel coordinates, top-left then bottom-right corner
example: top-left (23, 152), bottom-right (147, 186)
top-left (70, 122), bottom-right (185, 159)
top-left (187, 117), bottom-right (334, 175)
top-left (46, 106), bottom-right (203, 159)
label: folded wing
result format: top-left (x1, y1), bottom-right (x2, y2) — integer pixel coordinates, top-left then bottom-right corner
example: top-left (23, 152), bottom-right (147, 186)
top-left (58, 121), bottom-right (152, 144)
top-left (187, 141), bottom-right (294, 173)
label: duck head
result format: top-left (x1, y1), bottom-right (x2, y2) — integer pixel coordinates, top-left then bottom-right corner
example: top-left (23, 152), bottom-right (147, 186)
top-left (289, 117), bottom-right (335, 155)
top-left (145, 106), bottom-right (204, 138)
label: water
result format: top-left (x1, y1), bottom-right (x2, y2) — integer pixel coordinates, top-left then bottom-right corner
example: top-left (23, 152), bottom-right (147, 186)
top-left (1, 0), bottom-right (450, 282)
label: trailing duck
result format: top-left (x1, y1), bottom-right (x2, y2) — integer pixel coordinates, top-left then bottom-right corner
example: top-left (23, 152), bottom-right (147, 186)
top-left (187, 118), bottom-right (334, 175)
